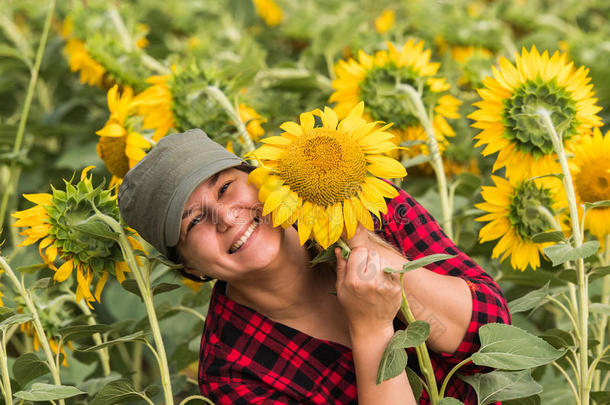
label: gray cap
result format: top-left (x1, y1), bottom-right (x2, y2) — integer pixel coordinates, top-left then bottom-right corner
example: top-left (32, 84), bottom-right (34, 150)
top-left (118, 129), bottom-right (243, 258)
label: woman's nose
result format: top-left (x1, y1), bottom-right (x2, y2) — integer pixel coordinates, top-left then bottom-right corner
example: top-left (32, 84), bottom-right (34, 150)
top-left (215, 205), bottom-right (238, 232)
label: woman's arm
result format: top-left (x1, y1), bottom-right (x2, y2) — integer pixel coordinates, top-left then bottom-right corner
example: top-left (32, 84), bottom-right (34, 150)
top-left (335, 246), bottom-right (416, 405)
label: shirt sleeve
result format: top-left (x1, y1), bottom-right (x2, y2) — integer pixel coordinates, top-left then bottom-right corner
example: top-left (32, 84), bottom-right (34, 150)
top-left (378, 186), bottom-right (511, 372)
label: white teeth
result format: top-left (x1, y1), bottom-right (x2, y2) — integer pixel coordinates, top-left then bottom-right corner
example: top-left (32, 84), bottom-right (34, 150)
top-left (230, 220), bottom-right (259, 253)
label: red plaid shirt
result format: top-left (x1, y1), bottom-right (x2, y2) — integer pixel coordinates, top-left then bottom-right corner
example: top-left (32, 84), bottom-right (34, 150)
top-left (198, 188), bottom-right (511, 404)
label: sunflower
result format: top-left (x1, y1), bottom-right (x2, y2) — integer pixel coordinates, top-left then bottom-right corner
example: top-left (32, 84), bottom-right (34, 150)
top-left (134, 75), bottom-right (175, 142)
top-left (375, 10), bottom-right (395, 34)
top-left (570, 128), bottom-right (610, 241)
top-left (330, 39), bottom-right (461, 158)
top-left (64, 38), bottom-right (106, 88)
top-left (252, 0), bottom-right (283, 27)
top-left (238, 104), bottom-right (267, 142)
top-left (19, 321), bottom-right (73, 367)
top-left (475, 175), bottom-right (567, 271)
top-left (468, 46), bottom-right (603, 180)
top-left (248, 102), bottom-right (406, 249)
top-left (449, 45), bottom-right (494, 87)
top-left (96, 85), bottom-right (151, 184)
top-left (12, 167), bottom-right (135, 308)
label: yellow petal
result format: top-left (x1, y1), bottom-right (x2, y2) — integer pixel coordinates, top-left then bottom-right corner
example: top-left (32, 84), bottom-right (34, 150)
top-left (343, 199), bottom-right (357, 239)
top-left (94, 271), bottom-right (109, 302)
top-left (297, 200), bottom-right (314, 245)
top-left (327, 203), bottom-right (344, 246)
top-left (23, 193), bottom-right (52, 206)
top-left (263, 185), bottom-right (291, 217)
top-left (300, 112), bottom-right (315, 130)
top-left (54, 260), bottom-right (73, 282)
top-left (248, 166), bottom-right (271, 188)
top-left (366, 155), bottom-right (407, 178)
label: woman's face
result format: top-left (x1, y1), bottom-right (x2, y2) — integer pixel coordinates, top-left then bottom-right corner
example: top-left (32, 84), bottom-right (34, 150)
top-left (176, 167), bottom-right (284, 281)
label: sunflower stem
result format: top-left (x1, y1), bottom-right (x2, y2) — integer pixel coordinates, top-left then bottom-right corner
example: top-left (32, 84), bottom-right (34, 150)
top-left (178, 395), bottom-right (216, 405)
top-left (0, 331), bottom-right (13, 405)
top-left (91, 213), bottom-right (174, 404)
top-left (0, 0), bottom-right (55, 237)
top-left (399, 273), bottom-right (439, 404)
top-left (76, 298), bottom-right (111, 376)
top-left (0, 256), bottom-right (65, 405)
top-left (538, 108), bottom-right (589, 405)
top-left (205, 85), bottom-right (256, 154)
top-left (593, 240), bottom-right (610, 391)
top-left (396, 84), bottom-right (453, 240)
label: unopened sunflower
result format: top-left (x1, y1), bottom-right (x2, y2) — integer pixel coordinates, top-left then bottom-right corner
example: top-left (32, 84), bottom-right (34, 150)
top-left (469, 46), bottom-right (603, 180)
top-left (570, 128), bottom-right (610, 241)
top-left (248, 102), bottom-right (406, 249)
top-left (12, 167), bottom-right (137, 308)
top-left (476, 175), bottom-right (567, 271)
top-left (64, 38), bottom-right (106, 88)
top-left (96, 85), bottom-right (151, 184)
top-left (330, 39), bottom-right (461, 157)
top-left (252, 0), bottom-right (283, 27)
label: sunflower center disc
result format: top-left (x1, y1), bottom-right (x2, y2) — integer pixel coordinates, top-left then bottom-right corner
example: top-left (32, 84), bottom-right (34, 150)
top-left (278, 128), bottom-right (367, 206)
top-left (575, 157), bottom-right (610, 204)
top-left (509, 181), bottom-right (555, 240)
top-left (504, 79), bottom-right (577, 158)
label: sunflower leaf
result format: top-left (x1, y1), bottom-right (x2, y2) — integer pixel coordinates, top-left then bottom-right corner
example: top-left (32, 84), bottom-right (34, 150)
top-left (376, 331), bottom-right (409, 384)
top-left (460, 370), bottom-right (542, 405)
top-left (401, 154), bottom-right (431, 169)
top-left (589, 266), bottom-right (610, 281)
top-left (311, 246), bottom-right (337, 265)
top-left (90, 378), bottom-right (152, 405)
top-left (13, 353), bottom-right (51, 387)
top-left (385, 254), bottom-right (456, 274)
top-left (584, 200), bottom-right (610, 209)
top-left (589, 303), bottom-right (610, 316)
top-left (72, 217), bottom-right (120, 241)
top-left (406, 367), bottom-right (424, 402)
top-left (543, 241), bottom-right (600, 266)
top-left (77, 331), bottom-right (150, 352)
top-left (508, 282), bottom-right (549, 314)
top-left (16, 263), bottom-right (48, 274)
top-left (531, 231), bottom-right (565, 243)
top-left (0, 314), bottom-right (34, 332)
top-left (13, 383), bottom-right (85, 401)
top-left (437, 398), bottom-right (465, 405)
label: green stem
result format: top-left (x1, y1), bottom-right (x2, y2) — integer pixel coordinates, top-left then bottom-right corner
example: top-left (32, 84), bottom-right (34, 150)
top-left (552, 361), bottom-right (580, 405)
top-left (538, 108), bottom-right (589, 405)
top-left (0, 256), bottom-right (64, 405)
top-left (133, 341), bottom-right (143, 391)
top-left (93, 212), bottom-right (174, 404)
top-left (399, 273), bottom-right (439, 404)
top-left (0, 332), bottom-right (13, 405)
top-left (175, 306), bottom-right (207, 323)
top-left (76, 299), bottom-right (111, 376)
top-left (397, 84), bottom-right (453, 240)
top-left (0, 0), bottom-right (55, 234)
top-left (205, 86), bottom-right (256, 154)
top-left (178, 395), bottom-right (216, 405)
top-left (439, 357), bottom-right (471, 398)
top-left (546, 295), bottom-right (580, 340)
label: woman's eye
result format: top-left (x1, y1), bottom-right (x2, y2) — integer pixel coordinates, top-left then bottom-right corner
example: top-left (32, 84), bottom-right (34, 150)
top-left (187, 215), bottom-right (203, 233)
top-left (218, 181), bottom-right (231, 198)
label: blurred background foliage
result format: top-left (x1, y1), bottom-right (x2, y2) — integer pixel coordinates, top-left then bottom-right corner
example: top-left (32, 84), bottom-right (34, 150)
top-left (0, 0), bottom-right (608, 403)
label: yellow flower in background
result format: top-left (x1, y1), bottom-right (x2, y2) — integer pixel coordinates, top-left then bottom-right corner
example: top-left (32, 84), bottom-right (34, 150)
top-left (64, 38), bottom-right (106, 87)
top-left (96, 85), bottom-right (151, 182)
top-left (330, 39), bottom-right (461, 157)
top-left (12, 167), bottom-right (133, 308)
top-left (248, 102), bottom-right (406, 249)
top-left (476, 175), bottom-right (567, 271)
top-left (375, 10), bottom-right (395, 34)
top-left (20, 322), bottom-right (73, 367)
top-left (469, 46), bottom-right (603, 180)
top-left (135, 23), bottom-right (149, 49)
top-left (570, 128), bottom-right (610, 241)
top-left (134, 75), bottom-right (175, 142)
top-left (238, 104), bottom-right (267, 142)
top-left (253, 0), bottom-right (283, 27)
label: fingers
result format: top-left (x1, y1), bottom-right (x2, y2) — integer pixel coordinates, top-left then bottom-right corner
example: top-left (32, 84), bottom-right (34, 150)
top-left (345, 224), bottom-right (370, 249)
top-left (335, 248), bottom-right (347, 284)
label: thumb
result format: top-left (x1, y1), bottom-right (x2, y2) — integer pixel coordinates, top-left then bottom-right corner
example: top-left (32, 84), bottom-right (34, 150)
top-left (335, 248), bottom-right (347, 284)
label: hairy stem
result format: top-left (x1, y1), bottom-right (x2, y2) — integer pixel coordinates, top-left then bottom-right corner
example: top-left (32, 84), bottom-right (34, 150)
top-left (76, 299), bottom-right (111, 376)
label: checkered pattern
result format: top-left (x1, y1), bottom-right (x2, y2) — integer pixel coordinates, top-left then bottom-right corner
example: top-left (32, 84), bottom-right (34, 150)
top-left (198, 188), bottom-right (511, 404)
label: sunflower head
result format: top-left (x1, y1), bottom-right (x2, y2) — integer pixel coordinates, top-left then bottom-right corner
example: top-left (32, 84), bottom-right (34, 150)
top-left (469, 46), bottom-right (603, 179)
top-left (476, 175), bottom-right (567, 271)
top-left (12, 167), bottom-right (133, 307)
top-left (252, 0), bottom-right (283, 26)
top-left (248, 102), bottom-right (406, 249)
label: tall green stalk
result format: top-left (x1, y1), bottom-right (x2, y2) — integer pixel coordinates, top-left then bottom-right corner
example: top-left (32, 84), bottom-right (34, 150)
top-left (396, 84), bottom-right (453, 240)
top-left (538, 109), bottom-right (589, 405)
top-left (0, 330), bottom-right (13, 405)
top-left (0, 0), bottom-right (55, 234)
top-left (0, 256), bottom-right (65, 405)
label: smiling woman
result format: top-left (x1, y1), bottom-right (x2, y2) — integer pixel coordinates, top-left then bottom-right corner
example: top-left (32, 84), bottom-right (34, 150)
top-left (117, 129), bottom-right (510, 405)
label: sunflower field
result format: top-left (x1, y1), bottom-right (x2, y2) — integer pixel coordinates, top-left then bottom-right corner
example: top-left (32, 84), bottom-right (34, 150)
top-left (1, 0), bottom-right (609, 403)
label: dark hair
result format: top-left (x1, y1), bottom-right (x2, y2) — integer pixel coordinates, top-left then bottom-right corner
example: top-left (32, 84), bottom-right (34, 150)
top-left (172, 162), bottom-right (257, 283)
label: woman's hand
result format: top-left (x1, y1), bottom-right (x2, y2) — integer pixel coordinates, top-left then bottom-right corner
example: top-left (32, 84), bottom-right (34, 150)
top-left (335, 236), bottom-right (402, 339)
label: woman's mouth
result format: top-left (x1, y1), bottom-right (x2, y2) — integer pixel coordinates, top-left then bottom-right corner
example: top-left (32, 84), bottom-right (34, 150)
top-left (228, 217), bottom-right (260, 254)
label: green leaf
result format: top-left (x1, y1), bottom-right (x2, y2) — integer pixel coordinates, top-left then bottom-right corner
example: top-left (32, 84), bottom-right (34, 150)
top-left (90, 379), bottom-right (152, 405)
top-left (543, 241), bottom-right (600, 266)
top-left (454, 172), bottom-right (482, 197)
top-left (401, 154), bottom-right (432, 168)
top-left (122, 279), bottom-right (181, 299)
top-left (385, 254), bottom-right (456, 274)
top-left (437, 398), bottom-right (465, 405)
top-left (0, 314), bottom-right (34, 332)
top-left (589, 303), bottom-right (610, 316)
top-left (59, 324), bottom-right (113, 341)
top-left (531, 231), bottom-right (565, 243)
top-left (77, 331), bottom-right (149, 352)
top-left (556, 268), bottom-right (577, 284)
top-left (311, 246), bottom-right (337, 265)
top-left (152, 282), bottom-right (181, 296)
top-left (508, 282), bottom-right (549, 314)
top-left (539, 329), bottom-right (574, 349)
top-left (0, 307), bottom-right (15, 321)
top-left (589, 266), bottom-right (610, 282)
top-left (13, 383), bottom-right (85, 401)
top-left (471, 324), bottom-right (565, 370)
top-left (591, 390), bottom-right (610, 403)
top-left (406, 367), bottom-right (423, 402)
top-left (460, 370), bottom-right (542, 404)
top-left (12, 353), bottom-right (50, 386)
top-left (16, 263), bottom-right (47, 274)
top-left (376, 336), bottom-right (408, 384)
top-left (30, 277), bottom-right (51, 290)
top-left (503, 394), bottom-right (541, 405)
top-left (75, 373), bottom-right (122, 397)
top-left (73, 217), bottom-right (120, 241)
top-left (584, 200), bottom-right (610, 209)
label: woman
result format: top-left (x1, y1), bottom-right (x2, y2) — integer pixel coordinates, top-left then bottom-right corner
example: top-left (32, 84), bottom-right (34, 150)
top-left (118, 129), bottom-right (510, 404)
